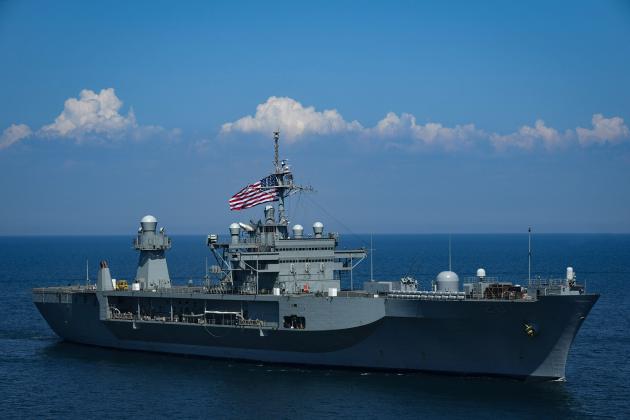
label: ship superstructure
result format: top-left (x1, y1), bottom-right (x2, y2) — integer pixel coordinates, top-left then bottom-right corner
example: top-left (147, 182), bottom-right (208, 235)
top-left (208, 131), bottom-right (366, 296)
top-left (33, 132), bottom-right (598, 380)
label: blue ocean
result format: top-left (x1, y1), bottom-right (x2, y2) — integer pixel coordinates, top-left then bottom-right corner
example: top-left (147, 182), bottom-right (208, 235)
top-left (1, 234), bottom-right (628, 419)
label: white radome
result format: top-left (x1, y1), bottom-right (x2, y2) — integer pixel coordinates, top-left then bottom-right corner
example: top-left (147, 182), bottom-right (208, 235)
top-left (437, 271), bottom-right (459, 282)
top-left (140, 215), bottom-right (158, 232)
top-left (141, 215), bottom-right (157, 224)
top-left (436, 270), bottom-right (460, 292)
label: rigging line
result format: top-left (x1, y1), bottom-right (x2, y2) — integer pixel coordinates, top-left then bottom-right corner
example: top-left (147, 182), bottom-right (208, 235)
top-left (302, 194), bottom-right (370, 248)
top-left (294, 190), bottom-right (306, 226)
top-left (202, 324), bottom-right (229, 339)
top-left (288, 186), bottom-right (300, 222)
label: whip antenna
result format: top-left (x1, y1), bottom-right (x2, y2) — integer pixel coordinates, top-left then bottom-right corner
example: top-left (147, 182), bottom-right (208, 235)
top-left (528, 227), bottom-right (532, 283)
top-left (448, 234), bottom-right (452, 271)
top-left (370, 234), bottom-right (374, 281)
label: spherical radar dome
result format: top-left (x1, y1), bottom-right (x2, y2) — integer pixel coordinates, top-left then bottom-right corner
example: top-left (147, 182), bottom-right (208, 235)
top-left (436, 270), bottom-right (460, 292)
top-left (292, 224), bottom-right (304, 238)
top-left (141, 215), bottom-right (157, 223)
top-left (312, 221), bottom-right (324, 235)
top-left (140, 215), bottom-right (158, 231)
top-left (436, 270), bottom-right (459, 282)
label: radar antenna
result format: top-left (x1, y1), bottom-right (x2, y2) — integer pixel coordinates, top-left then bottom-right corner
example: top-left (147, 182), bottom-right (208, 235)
top-left (270, 130), bottom-right (313, 225)
top-left (528, 227), bottom-right (532, 283)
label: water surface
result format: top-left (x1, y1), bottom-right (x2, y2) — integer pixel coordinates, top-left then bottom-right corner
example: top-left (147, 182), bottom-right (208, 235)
top-left (1, 234), bottom-right (628, 418)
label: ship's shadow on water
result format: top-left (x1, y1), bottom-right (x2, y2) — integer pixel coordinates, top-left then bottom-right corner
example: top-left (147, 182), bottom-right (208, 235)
top-left (41, 341), bottom-right (584, 419)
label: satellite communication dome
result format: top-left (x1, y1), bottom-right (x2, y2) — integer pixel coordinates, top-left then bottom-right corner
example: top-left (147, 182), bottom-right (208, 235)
top-left (312, 222), bottom-right (324, 238)
top-left (476, 268), bottom-right (486, 279)
top-left (436, 270), bottom-right (460, 292)
top-left (292, 224), bottom-right (304, 238)
top-left (140, 215), bottom-right (158, 232)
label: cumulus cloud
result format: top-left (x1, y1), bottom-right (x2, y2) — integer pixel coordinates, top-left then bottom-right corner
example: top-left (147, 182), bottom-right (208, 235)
top-left (0, 124), bottom-right (32, 150)
top-left (4, 92), bottom-right (628, 154)
top-left (490, 120), bottom-right (566, 151)
top-left (40, 88), bottom-right (140, 142)
top-left (220, 96), bottom-right (363, 142)
top-left (0, 88), bottom-right (178, 151)
top-left (221, 97), bottom-right (630, 153)
top-left (576, 114), bottom-right (629, 145)
top-left (371, 112), bottom-right (483, 150)
top-left (221, 97), bottom-right (480, 150)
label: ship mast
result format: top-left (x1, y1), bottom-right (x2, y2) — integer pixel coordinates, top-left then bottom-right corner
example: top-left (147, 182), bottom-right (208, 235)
top-left (272, 130), bottom-right (312, 225)
top-left (274, 130), bottom-right (288, 224)
top-left (274, 130), bottom-right (280, 172)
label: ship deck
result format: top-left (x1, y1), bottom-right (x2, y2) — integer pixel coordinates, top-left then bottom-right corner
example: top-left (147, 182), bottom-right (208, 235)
top-left (33, 282), bottom-right (585, 302)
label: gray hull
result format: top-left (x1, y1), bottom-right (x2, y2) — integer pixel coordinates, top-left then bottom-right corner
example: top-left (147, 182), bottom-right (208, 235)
top-left (34, 291), bottom-right (598, 380)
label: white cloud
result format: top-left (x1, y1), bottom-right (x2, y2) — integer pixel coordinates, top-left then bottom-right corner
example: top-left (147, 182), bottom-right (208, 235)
top-left (0, 124), bottom-right (32, 150)
top-left (371, 112), bottom-right (482, 150)
top-left (490, 120), bottom-right (567, 151)
top-left (40, 88), bottom-right (137, 141)
top-left (220, 97), bottom-right (630, 153)
top-left (221, 97), bottom-right (480, 150)
top-left (220, 96), bottom-right (363, 142)
top-left (576, 114), bottom-right (629, 145)
top-left (3, 92), bottom-right (628, 155)
top-left (0, 88), bottom-right (179, 151)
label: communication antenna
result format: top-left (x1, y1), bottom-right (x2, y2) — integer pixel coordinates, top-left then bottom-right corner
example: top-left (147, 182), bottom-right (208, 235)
top-left (204, 257), bottom-right (209, 287)
top-left (370, 234), bottom-right (374, 281)
top-left (528, 227), bottom-right (532, 283)
top-left (85, 259), bottom-right (89, 286)
top-left (273, 129), bottom-right (280, 171)
top-left (448, 234), bottom-right (452, 271)
top-left (350, 255), bottom-right (354, 291)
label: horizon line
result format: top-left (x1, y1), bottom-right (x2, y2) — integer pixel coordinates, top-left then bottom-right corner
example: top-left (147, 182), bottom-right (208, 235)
top-left (2, 231), bottom-right (629, 237)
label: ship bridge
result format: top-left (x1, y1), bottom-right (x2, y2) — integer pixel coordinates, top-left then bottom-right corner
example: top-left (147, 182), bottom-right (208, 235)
top-left (207, 131), bottom-right (366, 295)
top-left (208, 219), bottom-right (366, 295)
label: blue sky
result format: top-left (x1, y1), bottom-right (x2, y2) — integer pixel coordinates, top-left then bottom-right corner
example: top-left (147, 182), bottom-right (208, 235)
top-left (1, 0), bottom-right (629, 234)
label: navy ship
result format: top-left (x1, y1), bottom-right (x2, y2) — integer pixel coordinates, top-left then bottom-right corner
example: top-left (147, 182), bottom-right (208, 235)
top-left (33, 132), bottom-right (598, 380)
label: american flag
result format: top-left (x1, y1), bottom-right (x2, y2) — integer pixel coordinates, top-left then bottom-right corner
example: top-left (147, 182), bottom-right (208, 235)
top-left (229, 174), bottom-right (279, 210)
